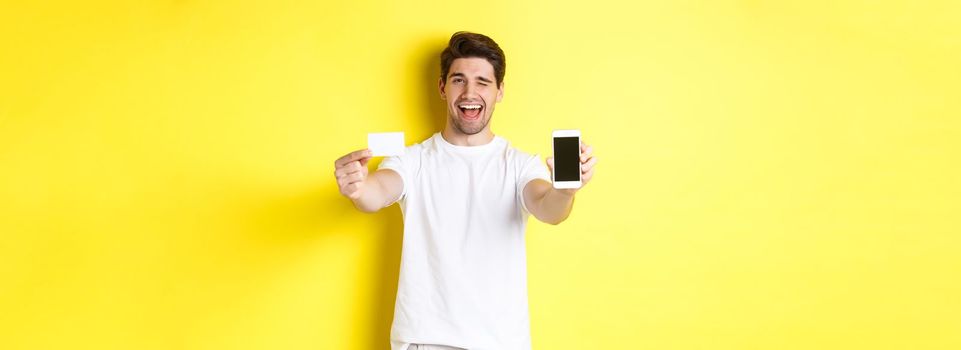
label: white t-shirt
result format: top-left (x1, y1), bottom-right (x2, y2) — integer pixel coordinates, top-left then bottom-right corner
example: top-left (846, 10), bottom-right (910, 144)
top-left (378, 132), bottom-right (551, 350)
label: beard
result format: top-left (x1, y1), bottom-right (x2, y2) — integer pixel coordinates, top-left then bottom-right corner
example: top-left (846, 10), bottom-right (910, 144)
top-left (449, 111), bottom-right (491, 135)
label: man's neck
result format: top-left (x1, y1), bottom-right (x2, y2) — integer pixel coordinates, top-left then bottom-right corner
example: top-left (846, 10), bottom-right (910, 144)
top-left (441, 126), bottom-right (495, 146)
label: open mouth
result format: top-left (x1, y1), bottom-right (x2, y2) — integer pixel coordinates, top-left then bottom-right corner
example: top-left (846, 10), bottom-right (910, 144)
top-left (457, 103), bottom-right (483, 120)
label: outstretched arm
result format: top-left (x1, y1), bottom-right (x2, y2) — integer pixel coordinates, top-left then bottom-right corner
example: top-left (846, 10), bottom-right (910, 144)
top-left (523, 141), bottom-right (597, 225)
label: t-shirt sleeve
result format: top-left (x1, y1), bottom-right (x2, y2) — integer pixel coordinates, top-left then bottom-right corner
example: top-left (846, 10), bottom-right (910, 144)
top-left (517, 153), bottom-right (552, 216)
top-left (376, 153), bottom-right (409, 205)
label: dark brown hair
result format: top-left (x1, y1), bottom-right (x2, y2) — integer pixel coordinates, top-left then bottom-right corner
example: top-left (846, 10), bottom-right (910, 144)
top-left (440, 31), bottom-right (506, 86)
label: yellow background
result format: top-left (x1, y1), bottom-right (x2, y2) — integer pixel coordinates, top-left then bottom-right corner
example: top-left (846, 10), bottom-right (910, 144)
top-left (2, 1), bottom-right (959, 349)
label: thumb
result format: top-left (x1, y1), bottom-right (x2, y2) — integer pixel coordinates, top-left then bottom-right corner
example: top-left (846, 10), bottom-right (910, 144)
top-left (546, 157), bottom-right (554, 172)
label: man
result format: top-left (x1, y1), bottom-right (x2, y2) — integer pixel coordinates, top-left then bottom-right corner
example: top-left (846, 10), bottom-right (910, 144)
top-left (333, 32), bottom-right (597, 350)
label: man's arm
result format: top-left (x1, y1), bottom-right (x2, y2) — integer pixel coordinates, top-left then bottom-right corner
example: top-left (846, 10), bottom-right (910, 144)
top-left (523, 141), bottom-right (597, 225)
top-left (523, 179), bottom-right (576, 225)
top-left (334, 149), bottom-right (404, 213)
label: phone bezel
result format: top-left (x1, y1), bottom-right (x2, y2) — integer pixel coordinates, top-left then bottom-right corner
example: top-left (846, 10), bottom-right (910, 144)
top-left (551, 129), bottom-right (582, 189)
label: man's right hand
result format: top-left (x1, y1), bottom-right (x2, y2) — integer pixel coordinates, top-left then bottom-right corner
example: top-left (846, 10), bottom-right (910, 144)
top-left (334, 149), bottom-right (373, 200)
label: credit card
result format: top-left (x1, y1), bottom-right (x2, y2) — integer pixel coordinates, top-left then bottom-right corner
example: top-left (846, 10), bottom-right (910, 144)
top-left (368, 132), bottom-right (405, 157)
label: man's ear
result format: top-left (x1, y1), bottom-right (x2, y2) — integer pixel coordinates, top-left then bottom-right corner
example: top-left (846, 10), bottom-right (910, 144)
top-left (438, 78), bottom-right (446, 100)
top-left (496, 81), bottom-right (504, 103)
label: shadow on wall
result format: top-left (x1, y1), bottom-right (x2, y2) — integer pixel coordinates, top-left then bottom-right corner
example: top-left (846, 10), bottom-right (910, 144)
top-left (368, 36), bottom-right (449, 349)
top-left (409, 36), bottom-right (451, 142)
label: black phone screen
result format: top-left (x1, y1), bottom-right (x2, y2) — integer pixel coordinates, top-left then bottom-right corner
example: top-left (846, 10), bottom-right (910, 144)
top-left (553, 136), bottom-right (580, 181)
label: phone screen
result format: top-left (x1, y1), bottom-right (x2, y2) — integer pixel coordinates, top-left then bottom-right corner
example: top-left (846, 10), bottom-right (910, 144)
top-left (553, 136), bottom-right (581, 182)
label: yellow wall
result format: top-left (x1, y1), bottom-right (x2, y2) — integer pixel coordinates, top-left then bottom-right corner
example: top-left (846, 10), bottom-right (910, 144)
top-left (2, 1), bottom-right (959, 349)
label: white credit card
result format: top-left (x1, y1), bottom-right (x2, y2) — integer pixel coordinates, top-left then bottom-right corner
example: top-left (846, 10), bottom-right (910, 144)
top-left (368, 132), bottom-right (405, 157)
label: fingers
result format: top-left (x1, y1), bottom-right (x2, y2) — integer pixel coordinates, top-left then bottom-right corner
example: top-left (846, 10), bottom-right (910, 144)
top-left (582, 167), bottom-right (594, 183)
top-left (334, 160), bottom-right (364, 177)
top-left (335, 149), bottom-right (372, 168)
top-left (580, 142), bottom-right (596, 185)
top-left (581, 156), bottom-right (598, 173)
top-left (337, 167), bottom-right (368, 199)
top-left (340, 182), bottom-right (364, 199)
top-left (581, 145), bottom-right (593, 163)
top-left (582, 156), bottom-right (597, 183)
top-left (579, 140), bottom-right (592, 162)
top-left (337, 170), bottom-right (366, 188)
top-left (335, 149), bottom-right (372, 199)
top-left (336, 162), bottom-right (368, 182)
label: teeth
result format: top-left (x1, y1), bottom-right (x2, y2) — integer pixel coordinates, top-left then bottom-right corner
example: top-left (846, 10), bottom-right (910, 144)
top-left (460, 104), bottom-right (482, 109)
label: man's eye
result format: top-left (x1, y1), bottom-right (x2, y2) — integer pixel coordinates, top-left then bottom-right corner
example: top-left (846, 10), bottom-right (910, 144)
top-left (453, 78), bottom-right (464, 83)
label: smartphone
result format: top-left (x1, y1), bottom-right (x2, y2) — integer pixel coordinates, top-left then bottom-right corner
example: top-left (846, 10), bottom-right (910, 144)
top-left (552, 129), bottom-right (582, 189)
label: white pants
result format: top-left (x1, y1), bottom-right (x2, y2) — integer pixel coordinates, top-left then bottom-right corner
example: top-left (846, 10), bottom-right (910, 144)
top-left (408, 344), bottom-right (466, 350)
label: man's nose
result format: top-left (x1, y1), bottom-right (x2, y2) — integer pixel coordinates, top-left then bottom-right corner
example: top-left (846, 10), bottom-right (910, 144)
top-left (463, 83), bottom-right (479, 98)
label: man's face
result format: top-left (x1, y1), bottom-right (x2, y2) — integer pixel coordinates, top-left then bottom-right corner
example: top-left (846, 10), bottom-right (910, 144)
top-left (439, 57), bottom-right (504, 136)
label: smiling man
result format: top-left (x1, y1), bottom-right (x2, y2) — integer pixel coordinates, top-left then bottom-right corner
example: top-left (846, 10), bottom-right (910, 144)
top-left (333, 32), bottom-right (597, 350)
